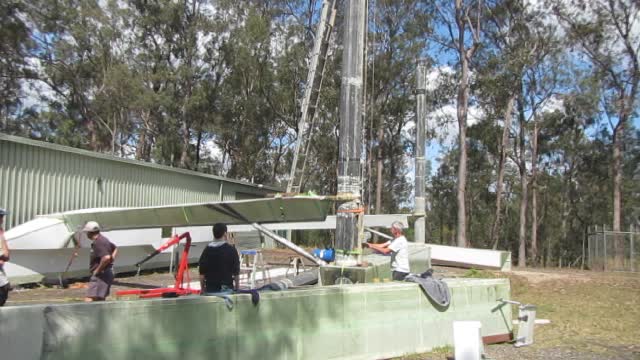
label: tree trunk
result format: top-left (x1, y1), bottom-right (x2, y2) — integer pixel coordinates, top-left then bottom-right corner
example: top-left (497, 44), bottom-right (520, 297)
top-left (195, 128), bottom-right (203, 171)
top-left (440, 210), bottom-right (445, 244)
top-left (612, 119), bottom-right (624, 267)
top-left (136, 111), bottom-right (149, 160)
top-left (179, 106), bottom-right (191, 169)
top-left (136, 129), bottom-right (147, 160)
top-left (454, 0), bottom-right (477, 248)
top-left (517, 97), bottom-right (527, 267)
top-left (491, 94), bottom-right (516, 249)
top-left (518, 164), bottom-right (528, 267)
top-left (455, 80), bottom-right (469, 247)
top-left (467, 191), bottom-right (473, 247)
top-left (88, 118), bottom-right (98, 151)
top-left (531, 117), bottom-right (539, 264)
top-left (111, 114), bottom-right (117, 155)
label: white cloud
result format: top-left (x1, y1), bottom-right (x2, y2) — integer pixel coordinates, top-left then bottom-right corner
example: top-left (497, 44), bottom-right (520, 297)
top-left (525, 0), bottom-right (640, 54)
top-left (427, 103), bottom-right (484, 146)
top-left (538, 95), bottom-right (564, 115)
top-left (202, 139), bottom-right (223, 160)
top-left (425, 66), bottom-right (455, 91)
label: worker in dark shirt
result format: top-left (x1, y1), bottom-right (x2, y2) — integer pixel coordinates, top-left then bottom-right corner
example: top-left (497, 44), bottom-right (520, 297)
top-left (199, 223), bottom-right (240, 293)
top-left (83, 221), bottom-right (118, 302)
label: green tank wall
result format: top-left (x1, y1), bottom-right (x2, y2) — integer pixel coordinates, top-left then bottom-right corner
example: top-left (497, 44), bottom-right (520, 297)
top-left (0, 279), bottom-right (512, 360)
top-left (0, 134), bottom-right (278, 229)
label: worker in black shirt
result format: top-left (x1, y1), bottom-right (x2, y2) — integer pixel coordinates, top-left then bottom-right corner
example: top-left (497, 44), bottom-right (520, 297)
top-left (199, 223), bottom-right (240, 293)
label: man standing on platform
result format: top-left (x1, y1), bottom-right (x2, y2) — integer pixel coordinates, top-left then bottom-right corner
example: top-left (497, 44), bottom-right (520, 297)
top-left (83, 221), bottom-right (118, 302)
top-left (363, 221), bottom-right (410, 281)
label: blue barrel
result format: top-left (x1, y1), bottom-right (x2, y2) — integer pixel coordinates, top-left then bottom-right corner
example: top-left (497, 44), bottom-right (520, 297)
top-left (312, 248), bottom-right (335, 262)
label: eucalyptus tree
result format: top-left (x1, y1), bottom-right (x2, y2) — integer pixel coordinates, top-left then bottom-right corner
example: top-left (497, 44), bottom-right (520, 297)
top-left (478, 0), bottom-right (528, 251)
top-left (429, 150), bottom-right (458, 245)
top-left (432, 0), bottom-right (487, 247)
top-left (0, 1), bottom-right (33, 126)
top-left (366, 0), bottom-right (432, 213)
top-left (477, 0), bottom-right (560, 265)
top-left (20, 0), bottom-right (134, 153)
top-left (554, 0), bottom-right (640, 265)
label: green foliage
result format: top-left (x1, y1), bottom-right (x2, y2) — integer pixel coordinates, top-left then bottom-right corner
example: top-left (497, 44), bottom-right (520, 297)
top-left (0, 0), bottom-right (637, 268)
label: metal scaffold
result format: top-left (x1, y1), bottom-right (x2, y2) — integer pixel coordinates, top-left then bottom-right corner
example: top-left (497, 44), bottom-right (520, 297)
top-left (286, 0), bottom-right (338, 195)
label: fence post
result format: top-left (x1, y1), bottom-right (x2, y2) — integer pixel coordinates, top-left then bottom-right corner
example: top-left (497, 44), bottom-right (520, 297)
top-left (631, 224), bottom-right (635, 272)
top-left (603, 226), bottom-right (607, 272)
top-left (599, 225), bottom-right (604, 271)
top-left (595, 225), bottom-right (600, 271)
top-left (591, 225), bottom-right (598, 270)
top-left (587, 226), bottom-right (590, 270)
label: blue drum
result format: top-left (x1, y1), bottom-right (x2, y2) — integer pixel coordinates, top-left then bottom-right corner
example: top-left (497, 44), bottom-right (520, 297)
top-left (312, 248), bottom-right (335, 262)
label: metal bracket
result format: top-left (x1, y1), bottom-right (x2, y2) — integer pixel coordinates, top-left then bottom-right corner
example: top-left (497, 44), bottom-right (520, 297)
top-left (496, 298), bottom-right (537, 347)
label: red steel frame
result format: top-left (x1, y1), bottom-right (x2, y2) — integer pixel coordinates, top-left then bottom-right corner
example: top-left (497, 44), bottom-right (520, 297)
top-left (116, 232), bottom-right (201, 298)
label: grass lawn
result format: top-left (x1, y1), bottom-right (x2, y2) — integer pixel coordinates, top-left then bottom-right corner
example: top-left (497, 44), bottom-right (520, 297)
top-left (400, 268), bottom-right (640, 360)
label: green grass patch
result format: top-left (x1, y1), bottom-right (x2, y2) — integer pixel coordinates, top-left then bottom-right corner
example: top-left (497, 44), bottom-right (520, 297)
top-left (399, 345), bottom-right (453, 359)
top-left (462, 268), bottom-right (497, 278)
top-left (429, 346), bottom-right (453, 354)
top-left (509, 271), bottom-right (640, 352)
top-left (397, 270), bottom-right (640, 359)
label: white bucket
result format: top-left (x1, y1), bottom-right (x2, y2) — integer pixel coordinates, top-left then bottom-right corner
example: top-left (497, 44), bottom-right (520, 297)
top-left (453, 321), bottom-right (483, 360)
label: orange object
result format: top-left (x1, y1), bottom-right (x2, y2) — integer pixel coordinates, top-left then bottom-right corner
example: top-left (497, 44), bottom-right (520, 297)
top-left (115, 232), bottom-right (200, 298)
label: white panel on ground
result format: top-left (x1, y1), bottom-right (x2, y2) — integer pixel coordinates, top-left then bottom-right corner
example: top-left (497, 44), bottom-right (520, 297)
top-left (427, 244), bottom-right (510, 270)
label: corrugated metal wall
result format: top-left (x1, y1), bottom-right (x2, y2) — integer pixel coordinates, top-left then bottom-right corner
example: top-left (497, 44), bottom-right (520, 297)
top-left (0, 134), bottom-right (277, 230)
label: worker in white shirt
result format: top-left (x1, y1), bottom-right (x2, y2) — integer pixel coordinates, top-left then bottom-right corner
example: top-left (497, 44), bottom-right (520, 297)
top-left (363, 221), bottom-right (410, 281)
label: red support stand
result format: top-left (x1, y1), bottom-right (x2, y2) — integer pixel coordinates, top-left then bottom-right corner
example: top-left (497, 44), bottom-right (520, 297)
top-left (116, 232), bottom-right (201, 298)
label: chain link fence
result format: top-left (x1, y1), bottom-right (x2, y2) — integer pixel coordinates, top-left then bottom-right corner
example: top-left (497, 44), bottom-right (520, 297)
top-left (588, 225), bottom-right (639, 272)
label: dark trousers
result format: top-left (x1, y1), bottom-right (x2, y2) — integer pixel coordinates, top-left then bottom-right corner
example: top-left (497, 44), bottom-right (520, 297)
top-left (392, 271), bottom-right (409, 281)
top-left (0, 284), bottom-right (9, 306)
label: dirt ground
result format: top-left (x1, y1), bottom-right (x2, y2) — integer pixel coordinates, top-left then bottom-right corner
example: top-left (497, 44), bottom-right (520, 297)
top-left (6, 248), bottom-right (313, 305)
top-left (401, 268), bottom-right (640, 360)
top-left (4, 257), bottom-right (640, 360)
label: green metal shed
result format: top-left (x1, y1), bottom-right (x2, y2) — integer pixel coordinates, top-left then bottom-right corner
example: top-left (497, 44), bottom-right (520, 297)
top-left (0, 134), bottom-right (279, 230)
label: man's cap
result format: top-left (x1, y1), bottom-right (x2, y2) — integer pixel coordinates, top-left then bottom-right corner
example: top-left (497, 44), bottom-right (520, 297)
top-left (0, 208), bottom-right (7, 216)
top-left (82, 221), bottom-right (101, 232)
